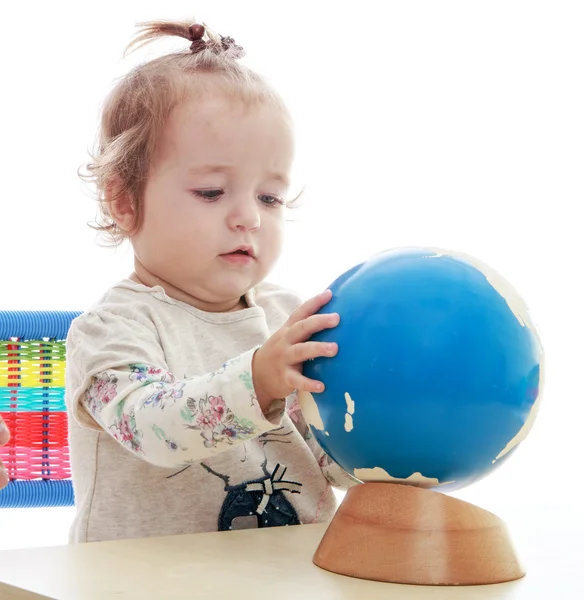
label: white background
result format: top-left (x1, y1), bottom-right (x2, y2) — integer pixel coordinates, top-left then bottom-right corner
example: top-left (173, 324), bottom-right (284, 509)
top-left (1, 1), bottom-right (582, 550)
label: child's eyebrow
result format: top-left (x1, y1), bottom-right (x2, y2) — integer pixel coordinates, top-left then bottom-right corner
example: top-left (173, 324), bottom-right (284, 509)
top-left (188, 165), bottom-right (289, 186)
top-left (188, 165), bottom-right (230, 175)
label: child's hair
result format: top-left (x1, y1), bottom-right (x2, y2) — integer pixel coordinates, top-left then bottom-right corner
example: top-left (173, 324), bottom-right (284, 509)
top-left (82, 19), bottom-right (294, 247)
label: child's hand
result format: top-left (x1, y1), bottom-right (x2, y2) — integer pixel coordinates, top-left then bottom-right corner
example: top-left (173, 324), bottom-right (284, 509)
top-left (253, 289), bottom-right (339, 411)
top-left (0, 416), bottom-right (10, 489)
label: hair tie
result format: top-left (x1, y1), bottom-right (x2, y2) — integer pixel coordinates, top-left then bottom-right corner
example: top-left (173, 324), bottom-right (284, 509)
top-left (187, 23), bottom-right (245, 59)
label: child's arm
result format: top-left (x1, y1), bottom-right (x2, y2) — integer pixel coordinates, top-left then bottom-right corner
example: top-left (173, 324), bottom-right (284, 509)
top-left (66, 291), bottom-right (338, 470)
top-left (66, 310), bottom-right (284, 469)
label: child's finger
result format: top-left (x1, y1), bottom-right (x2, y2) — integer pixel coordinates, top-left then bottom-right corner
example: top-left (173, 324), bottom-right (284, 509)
top-left (287, 371), bottom-right (326, 394)
top-left (0, 461), bottom-right (7, 486)
top-left (287, 290), bottom-right (333, 326)
top-left (290, 341), bottom-right (338, 364)
top-left (0, 416), bottom-right (10, 445)
top-left (289, 312), bottom-right (340, 344)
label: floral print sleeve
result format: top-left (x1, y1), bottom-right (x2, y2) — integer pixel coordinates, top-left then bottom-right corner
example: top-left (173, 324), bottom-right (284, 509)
top-left (82, 350), bottom-right (284, 468)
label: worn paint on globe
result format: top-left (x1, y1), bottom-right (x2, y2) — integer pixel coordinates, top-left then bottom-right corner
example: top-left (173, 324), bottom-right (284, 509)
top-left (353, 467), bottom-right (454, 488)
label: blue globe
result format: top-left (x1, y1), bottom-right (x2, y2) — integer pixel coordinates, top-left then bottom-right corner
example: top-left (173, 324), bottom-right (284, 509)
top-left (300, 247), bottom-right (544, 491)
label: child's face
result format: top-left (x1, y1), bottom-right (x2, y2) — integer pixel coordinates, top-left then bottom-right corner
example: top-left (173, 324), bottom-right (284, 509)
top-left (131, 93), bottom-right (294, 309)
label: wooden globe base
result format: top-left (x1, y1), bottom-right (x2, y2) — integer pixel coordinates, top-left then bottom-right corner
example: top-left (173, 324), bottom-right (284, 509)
top-left (313, 482), bottom-right (525, 586)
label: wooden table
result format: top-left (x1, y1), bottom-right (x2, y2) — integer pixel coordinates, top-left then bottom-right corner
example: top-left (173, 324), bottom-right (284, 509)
top-left (0, 517), bottom-right (581, 599)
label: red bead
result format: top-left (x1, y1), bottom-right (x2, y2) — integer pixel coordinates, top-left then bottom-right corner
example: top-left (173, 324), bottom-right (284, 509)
top-left (189, 24), bottom-right (205, 41)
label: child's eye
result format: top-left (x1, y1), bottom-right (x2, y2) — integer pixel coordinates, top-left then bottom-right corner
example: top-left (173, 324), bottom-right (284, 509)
top-left (259, 194), bottom-right (284, 207)
top-left (193, 189), bottom-right (223, 200)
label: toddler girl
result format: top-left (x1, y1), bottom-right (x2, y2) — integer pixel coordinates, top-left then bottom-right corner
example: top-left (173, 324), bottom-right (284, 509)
top-left (66, 18), bottom-right (355, 543)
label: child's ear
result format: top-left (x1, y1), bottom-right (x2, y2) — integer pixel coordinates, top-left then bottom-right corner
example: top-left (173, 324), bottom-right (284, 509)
top-left (106, 177), bottom-right (137, 233)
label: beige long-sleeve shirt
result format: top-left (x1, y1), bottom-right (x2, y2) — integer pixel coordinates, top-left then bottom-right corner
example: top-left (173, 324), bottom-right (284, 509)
top-left (65, 279), bottom-right (355, 543)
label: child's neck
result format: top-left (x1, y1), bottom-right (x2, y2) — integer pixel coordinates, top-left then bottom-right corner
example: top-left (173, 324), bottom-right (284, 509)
top-left (130, 261), bottom-right (248, 313)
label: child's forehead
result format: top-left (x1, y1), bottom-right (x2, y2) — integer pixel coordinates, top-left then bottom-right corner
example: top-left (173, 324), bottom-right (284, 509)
top-left (159, 95), bottom-right (293, 158)
top-left (172, 95), bottom-right (245, 131)
top-left (157, 95), bottom-right (294, 167)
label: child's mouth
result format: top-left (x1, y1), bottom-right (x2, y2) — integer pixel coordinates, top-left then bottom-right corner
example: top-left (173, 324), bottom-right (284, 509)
top-left (220, 251), bottom-right (255, 264)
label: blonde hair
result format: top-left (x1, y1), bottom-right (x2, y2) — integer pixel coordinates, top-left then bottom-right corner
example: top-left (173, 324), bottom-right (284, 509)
top-left (82, 19), bottom-right (293, 246)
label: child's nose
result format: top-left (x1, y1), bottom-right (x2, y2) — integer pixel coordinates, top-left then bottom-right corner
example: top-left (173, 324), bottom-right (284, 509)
top-left (228, 198), bottom-right (261, 231)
